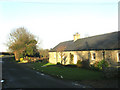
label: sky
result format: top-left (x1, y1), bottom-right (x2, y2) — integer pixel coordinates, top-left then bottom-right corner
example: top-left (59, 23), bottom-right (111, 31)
top-left (0, 0), bottom-right (118, 52)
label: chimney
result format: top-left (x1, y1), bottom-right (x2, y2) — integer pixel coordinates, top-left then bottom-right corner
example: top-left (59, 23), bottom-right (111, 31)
top-left (73, 32), bottom-right (80, 41)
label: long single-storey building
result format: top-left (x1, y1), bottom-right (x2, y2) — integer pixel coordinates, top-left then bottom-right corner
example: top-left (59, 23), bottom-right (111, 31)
top-left (49, 31), bottom-right (120, 66)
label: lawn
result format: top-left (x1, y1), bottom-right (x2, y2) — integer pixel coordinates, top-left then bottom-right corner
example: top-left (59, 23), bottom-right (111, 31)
top-left (29, 62), bottom-right (103, 81)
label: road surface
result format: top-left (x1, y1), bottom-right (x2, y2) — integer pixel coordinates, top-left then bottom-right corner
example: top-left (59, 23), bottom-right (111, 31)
top-left (2, 56), bottom-right (90, 89)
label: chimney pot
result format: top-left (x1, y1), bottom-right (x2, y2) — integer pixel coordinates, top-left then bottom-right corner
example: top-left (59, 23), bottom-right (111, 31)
top-left (73, 32), bottom-right (80, 41)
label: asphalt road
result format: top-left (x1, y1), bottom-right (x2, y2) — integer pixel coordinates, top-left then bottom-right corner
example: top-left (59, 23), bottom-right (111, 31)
top-left (2, 56), bottom-right (89, 89)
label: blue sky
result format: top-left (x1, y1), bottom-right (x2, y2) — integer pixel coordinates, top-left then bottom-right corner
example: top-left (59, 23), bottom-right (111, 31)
top-left (0, 0), bottom-right (118, 52)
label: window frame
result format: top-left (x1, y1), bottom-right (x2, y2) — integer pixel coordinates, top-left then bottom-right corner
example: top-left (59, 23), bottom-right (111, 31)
top-left (59, 54), bottom-right (61, 58)
top-left (117, 52), bottom-right (120, 62)
top-left (54, 53), bottom-right (56, 58)
top-left (92, 52), bottom-right (96, 60)
top-left (102, 51), bottom-right (105, 59)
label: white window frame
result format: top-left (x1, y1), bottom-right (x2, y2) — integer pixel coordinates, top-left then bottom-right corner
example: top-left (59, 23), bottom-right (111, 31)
top-left (54, 53), bottom-right (56, 58)
top-left (117, 52), bottom-right (120, 62)
top-left (74, 54), bottom-right (77, 64)
top-left (92, 52), bottom-right (96, 60)
top-left (59, 54), bottom-right (61, 58)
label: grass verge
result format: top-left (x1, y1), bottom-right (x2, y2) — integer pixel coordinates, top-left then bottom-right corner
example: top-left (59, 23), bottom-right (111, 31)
top-left (28, 62), bottom-right (103, 81)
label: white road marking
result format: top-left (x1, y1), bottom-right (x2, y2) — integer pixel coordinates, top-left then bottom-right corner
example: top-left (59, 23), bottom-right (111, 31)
top-left (60, 76), bottom-right (63, 78)
top-left (41, 73), bottom-right (44, 76)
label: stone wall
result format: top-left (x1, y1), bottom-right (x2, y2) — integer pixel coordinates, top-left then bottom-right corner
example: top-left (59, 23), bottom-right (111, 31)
top-left (49, 50), bottom-right (120, 66)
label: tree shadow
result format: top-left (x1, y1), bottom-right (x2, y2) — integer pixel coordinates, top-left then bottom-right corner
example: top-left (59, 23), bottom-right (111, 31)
top-left (76, 41), bottom-right (91, 68)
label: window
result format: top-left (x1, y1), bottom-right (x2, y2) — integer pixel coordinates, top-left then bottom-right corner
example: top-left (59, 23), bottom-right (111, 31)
top-left (92, 53), bottom-right (96, 60)
top-left (59, 55), bottom-right (61, 58)
top-left (102, 51), bottom-right (105, 59)
top-left (54, 53), bottom-right (56, 58)
top-left (117, 52), bottom-right (120, 62)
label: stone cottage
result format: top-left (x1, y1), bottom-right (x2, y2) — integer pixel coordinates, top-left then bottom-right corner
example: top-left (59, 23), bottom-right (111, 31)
top-left (49, 31), bottom-right (120, 66)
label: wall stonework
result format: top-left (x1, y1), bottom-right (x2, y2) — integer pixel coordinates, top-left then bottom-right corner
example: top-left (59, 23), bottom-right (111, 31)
top-left (49, 50), bottom-right (120, 66)
top-left (105, 50), bottom-right (119, 66)
top-left (49, 52), bottom-right (57, 64)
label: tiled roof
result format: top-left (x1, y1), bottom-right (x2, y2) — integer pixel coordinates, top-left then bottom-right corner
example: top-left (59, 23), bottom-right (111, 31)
top-left (50, 31), bottom-right (120, 52)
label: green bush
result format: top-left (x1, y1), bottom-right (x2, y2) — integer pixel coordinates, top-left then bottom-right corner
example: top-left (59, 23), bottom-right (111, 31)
top-left (28, 57), bottom-right (31, 60)
top-left (81, 60), bottom-right (90, 69)
top-left (57, 62), bottom-right (62, 65)
top-left (20, 58), bottom-right (24, 62)
top-left (90, 65), bottom-right (100, 71)
top-left (77, 60), bottom-right (82, 68)
top-left (70, 54), bottom-right (74, 64)
top-left (77, 60), bottom-right (90, 68)
top-left (93, 61), bottom-right (99, 67)
top-left (42, 59), bottom-right (48, 64)
top-left (96, 60), bottom-right (109, 70)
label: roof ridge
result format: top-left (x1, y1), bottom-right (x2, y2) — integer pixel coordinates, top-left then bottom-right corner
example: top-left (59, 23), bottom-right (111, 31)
top-left (50, 31), bottom-right (119, 52)
top-left (75, 31), bottom-right (118, 41)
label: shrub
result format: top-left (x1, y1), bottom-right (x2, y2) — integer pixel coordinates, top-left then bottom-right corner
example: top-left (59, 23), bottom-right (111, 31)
top-left (93, 61), bottom-right (99, 67)
top-left (77, 60), bottom-right (90, 68)
top-left (20, 58), bottom-right (24, 62)
top-left (42, 59), bottom-right (48, 64)
top-left (92, 60), bottom-right (109, 71)
top-left (77, 60), bottom-right (82, 68)
top-left (96, 60), bottom-right (109, 70)
top-left (70, 54), bottom-right (74, 64)
top-left (57, 62), bottom-right (62, 65)
top-left (28, 57), bottom-right (30, 59)
top-left (81, 60), bottom-right (90, 69)
top-left (90, 65), bottom-right (99, 71)
top-left (27, 57), bottom-right (31, 62)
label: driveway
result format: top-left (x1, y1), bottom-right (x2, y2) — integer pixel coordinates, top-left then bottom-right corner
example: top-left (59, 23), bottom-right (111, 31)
top-left (2, 56), bottom-right (90, 89)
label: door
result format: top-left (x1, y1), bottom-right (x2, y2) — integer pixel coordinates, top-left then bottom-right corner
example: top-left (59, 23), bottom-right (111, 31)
top-left (74, 55), bottom-right (77, 64)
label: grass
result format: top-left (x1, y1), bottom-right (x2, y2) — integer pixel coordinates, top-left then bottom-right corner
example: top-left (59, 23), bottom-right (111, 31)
top-left (29, 62), bottom-right (103, 81)
top-left (18, 60), bottom-right (28, 63)
top-left (42, 63), bottom-right (56, 66)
